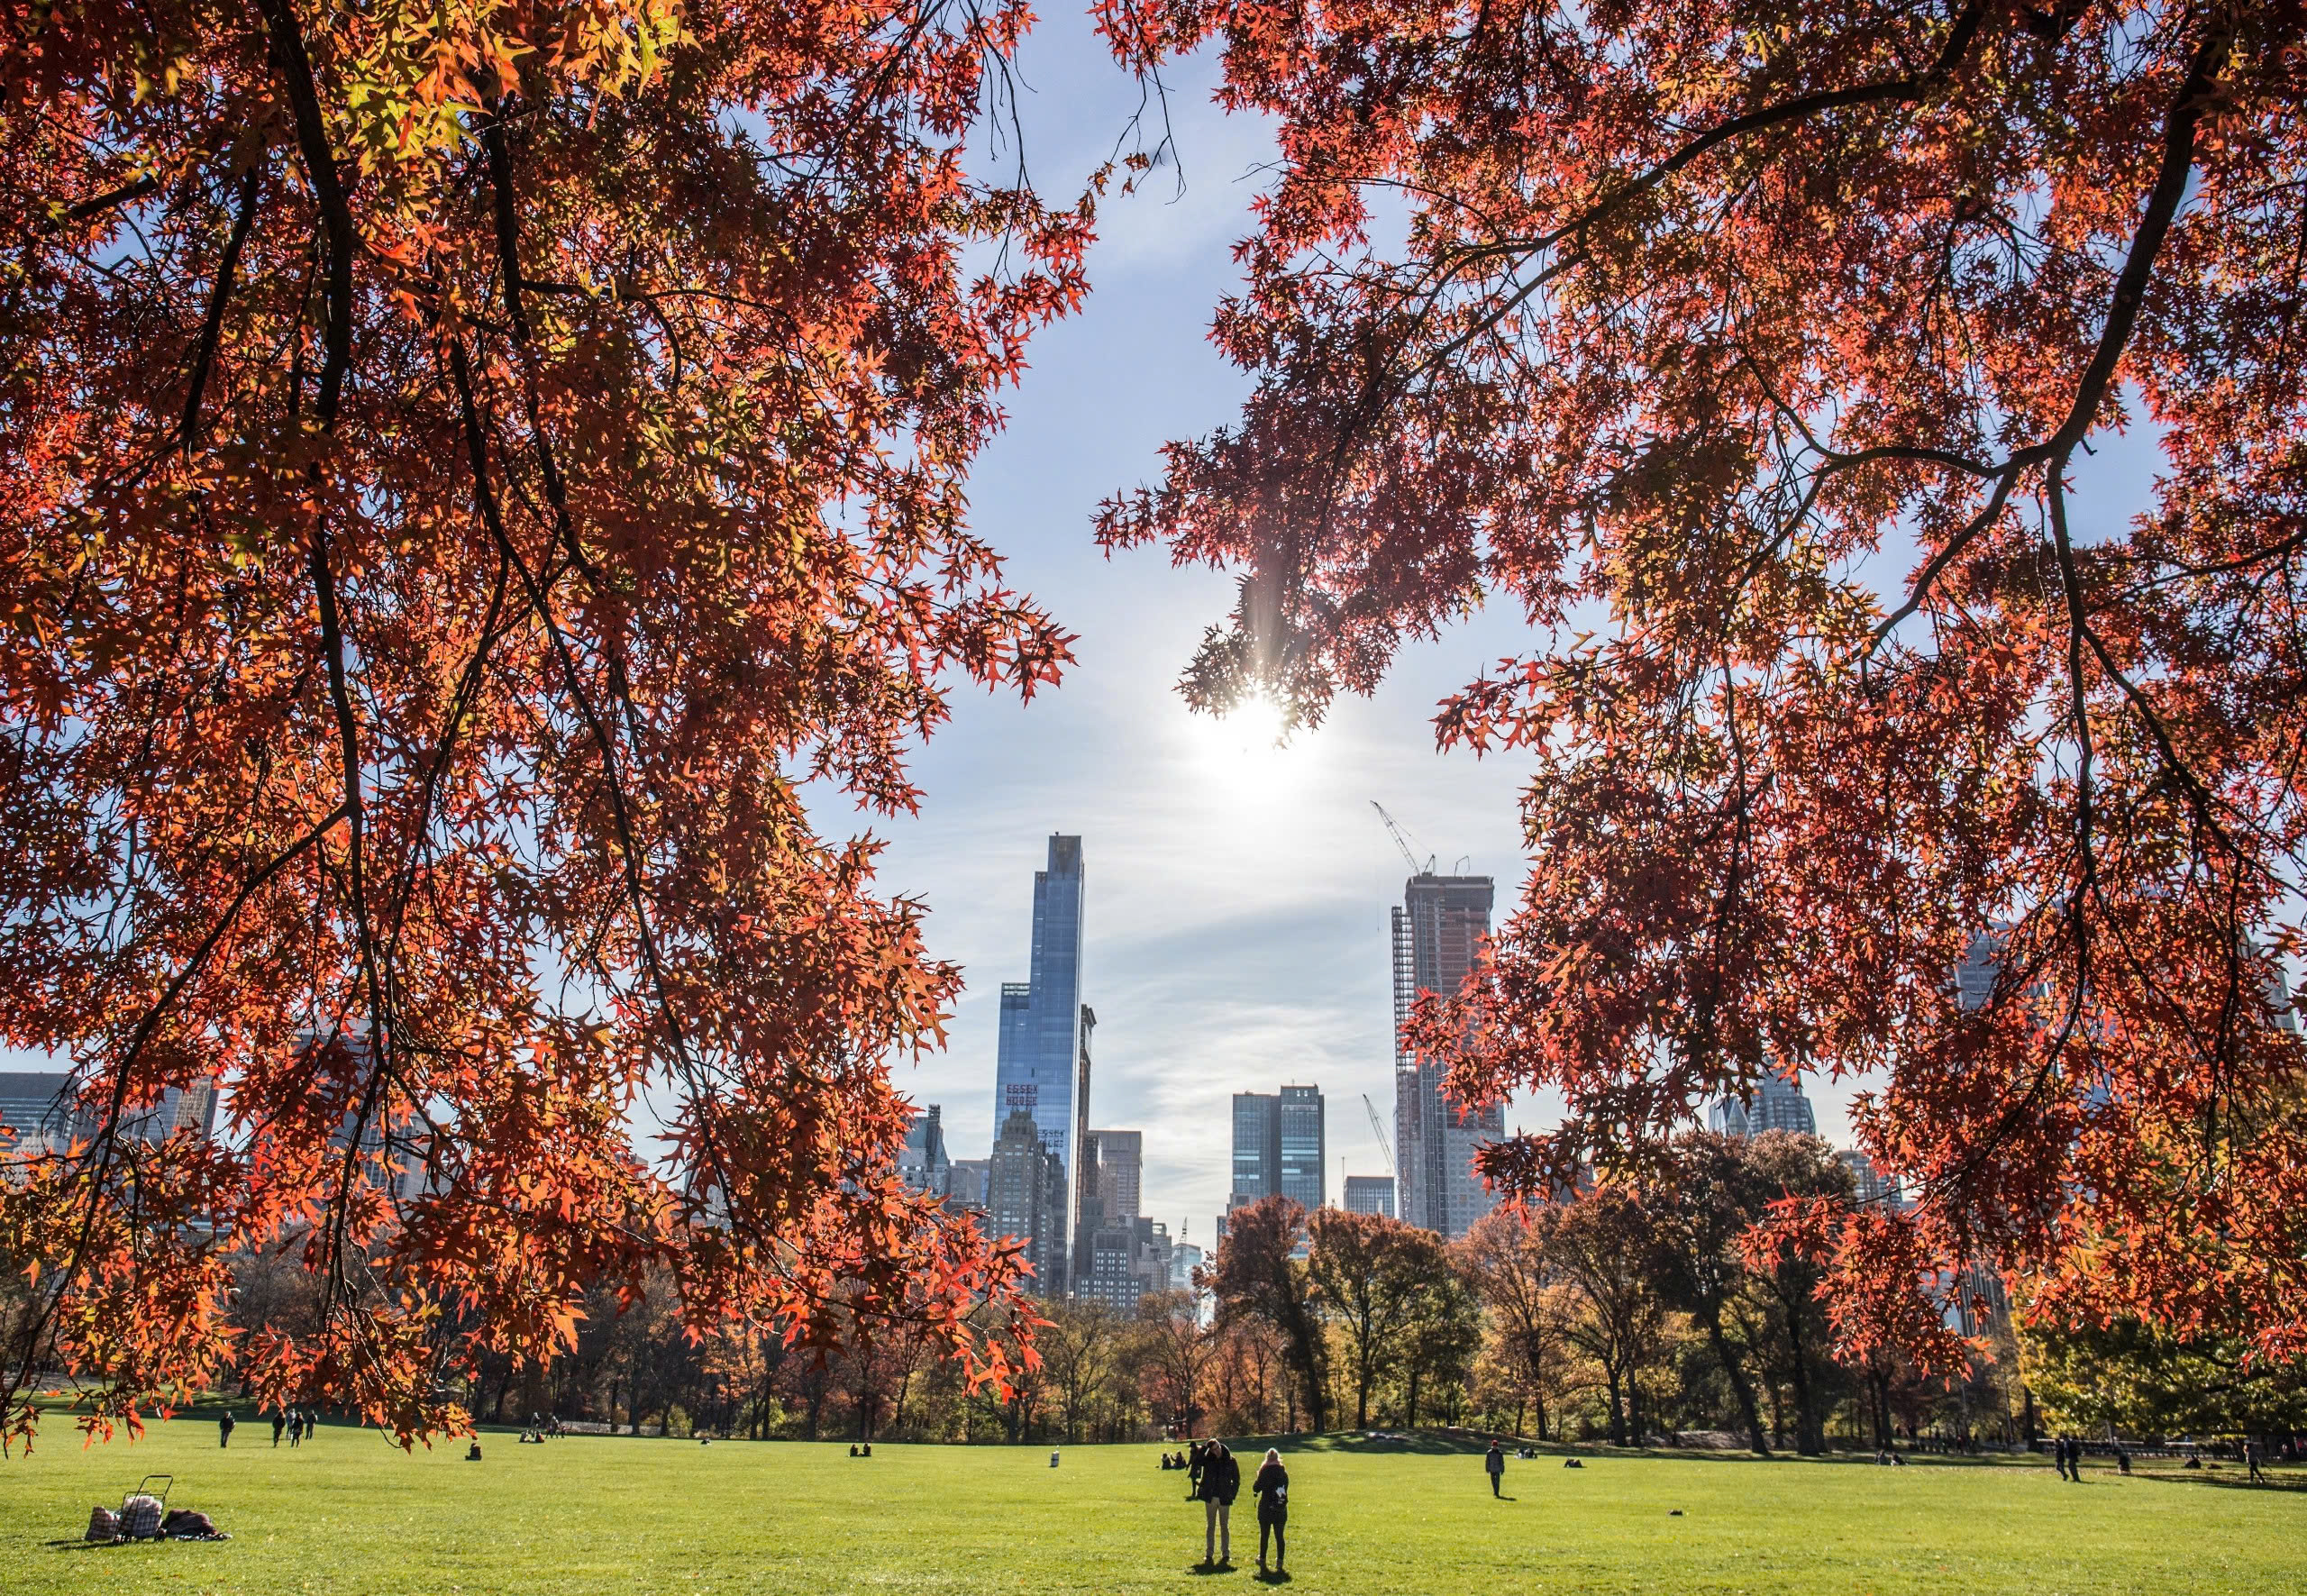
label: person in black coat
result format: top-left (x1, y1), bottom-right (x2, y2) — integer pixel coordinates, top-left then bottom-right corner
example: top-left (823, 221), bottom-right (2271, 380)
top-left (1252, 1447), bottom-right (1289, 1575)
top-left (1187, 1440), bottom-right (1206, 1500)
top-left (1196, 1438), bottom-right (1240, 1568)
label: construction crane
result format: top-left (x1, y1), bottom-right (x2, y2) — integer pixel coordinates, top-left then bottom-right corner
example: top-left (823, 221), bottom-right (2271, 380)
top-left (1369, 801), bottom-right (1435, 876)
top-left (1362, 1093), bottom-right (1397, 1179)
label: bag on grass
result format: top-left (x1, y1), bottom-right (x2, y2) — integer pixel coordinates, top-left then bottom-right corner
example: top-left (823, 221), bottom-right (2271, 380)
top-left (118, 1494), bottom-right (164, 1538)
top-left (164, 1509), bottom-right (219, 1538)
top-left (86, 1506), bottom-right (118, 1542)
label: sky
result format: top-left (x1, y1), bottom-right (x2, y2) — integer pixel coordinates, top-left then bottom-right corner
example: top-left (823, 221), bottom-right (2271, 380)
top-left (833, 10), bottom-right (2191, 1243)
top-left (812, 15), bottom-right (1748, 1245)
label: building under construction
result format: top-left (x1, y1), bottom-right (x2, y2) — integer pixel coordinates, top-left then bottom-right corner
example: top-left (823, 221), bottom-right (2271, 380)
top-left (1390, 867), bottom-right (1502, 1238)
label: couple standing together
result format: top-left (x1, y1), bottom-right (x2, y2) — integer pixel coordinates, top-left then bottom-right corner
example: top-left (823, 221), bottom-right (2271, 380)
top-left (1190, 1440), bottom-right (1289, 1575)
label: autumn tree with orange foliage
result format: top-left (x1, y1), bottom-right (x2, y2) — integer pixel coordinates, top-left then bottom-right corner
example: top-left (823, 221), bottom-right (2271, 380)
top-left (1099, 0), bottom-right (2307, 1373)
top-left (0, 0), bottom-right (1092, 1448)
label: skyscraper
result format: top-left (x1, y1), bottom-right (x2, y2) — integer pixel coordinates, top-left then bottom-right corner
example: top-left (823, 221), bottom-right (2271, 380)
top-left (1392, 872), bottom-right (1502, 1237)
top-left (1276, 1085), bottom-right (1326, 1210)
top-left (945, 1158), bottom-right (990, 1211)
top-left (988, 1108), bottom-right (1068, 1289)
top-left (1230, 1091), bottom-right (1280, 1205)
top-left (0, 1071), bottom-right (219, 1159)
top-left (1708, 1065), bottom-right (1818, 1137)
top-left (1089, 1128), bottom-right (1143, 1225)
top-left (899, 1105), bottom-right (952, 1197)
top-left (1343, 1174), bottom-right (1395, 1217)
top-left (1229, 1085), bottom-right (1327, 1213)
top-left (992, 834), bottom-right (1087, 1284)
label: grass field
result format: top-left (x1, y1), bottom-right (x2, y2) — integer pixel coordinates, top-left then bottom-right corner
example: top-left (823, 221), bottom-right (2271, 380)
top-left (2, 1418), bottom-right (2297, 1595)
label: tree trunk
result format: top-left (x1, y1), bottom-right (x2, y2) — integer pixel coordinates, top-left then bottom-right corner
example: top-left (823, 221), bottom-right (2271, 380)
top-left (1785, 1308), bottom-right (1820, 1455)
top-left (1605, 1367), bottom-right (1626, 1446)
top-left (1704, 1310), bottom-right (1770, 1455)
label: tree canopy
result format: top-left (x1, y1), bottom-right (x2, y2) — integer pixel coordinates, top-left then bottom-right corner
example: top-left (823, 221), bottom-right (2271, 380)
top-left (1099, 0), bottom-right (2307, 1369)
top-left (1, 0), bottom-right (1090, 1447)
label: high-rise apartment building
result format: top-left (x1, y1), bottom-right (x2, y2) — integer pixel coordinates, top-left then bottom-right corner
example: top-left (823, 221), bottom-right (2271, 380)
top-left (1169, 1238), bottom-right (1205, 1293)
top-left (1229, 1085), bottom-right (1326, 1211)
top-left (1837, 1148), bottom-right (1906, 1209)
top-left (1709, 1066), bottom-right (1818, 1137)
top-left (0, 1071), bottom-right (218, 1159)
top-left (1089, 1129), bottom-right (1143, 1226)
top-left (991, 834), bottom-right (1088, 1286)
top-left (945, 1158), bottom-right (990, 1211)
top-left (0, 1072), bottom-right (88, 1155)
top-left (988, 1108), bottom-right (1068, 1290)
top-left (1070, 1008), bottom-right (1099, 1291)
top-left (1392, 872), bottom-right (1502, 1237)
top-left (1343, 1174), bottom-right (1395, 1218)
top-left (899, 1105), bottom-right (952, 1197)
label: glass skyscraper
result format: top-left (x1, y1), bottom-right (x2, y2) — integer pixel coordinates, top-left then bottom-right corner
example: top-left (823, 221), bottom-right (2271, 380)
top-left (1277, 1084), bottom-right (1326, 1210)
top-left (1229, 1084), bottom-right (1326, 1212)
top-left (1708, 1065), bottom-right (1818, 1137)
top-left (992, 834), bottom-right (1087, 1281)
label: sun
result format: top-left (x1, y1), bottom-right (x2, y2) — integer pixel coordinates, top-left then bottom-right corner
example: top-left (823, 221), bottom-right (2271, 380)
top-left (1182, 690), bottom-right (1306, 806)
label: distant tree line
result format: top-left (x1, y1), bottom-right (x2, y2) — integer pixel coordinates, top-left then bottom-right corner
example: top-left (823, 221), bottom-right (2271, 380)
top-left (199, 1131), bottom-right (2303, 1448)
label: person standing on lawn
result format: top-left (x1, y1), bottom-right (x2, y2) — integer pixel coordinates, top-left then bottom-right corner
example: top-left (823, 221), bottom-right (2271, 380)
top-left (217, 1409), bottom-right (234, 1448)
top-left (271, 1411), bottom-right (286, 1447)
top-left (1485, 1439), bottom-right (1506, 1497)
top-left (1197, 1438), bottom-right (1240, 1569)
top-left (1253, 1448), bottom-right (1290, 1576)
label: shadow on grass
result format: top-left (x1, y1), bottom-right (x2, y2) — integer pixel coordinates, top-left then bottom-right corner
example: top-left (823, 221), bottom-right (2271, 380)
top-left (1219, 1429), bottom-right (1995, 1466)
top-left (2129, 1470), bottom-right (2307, 1493)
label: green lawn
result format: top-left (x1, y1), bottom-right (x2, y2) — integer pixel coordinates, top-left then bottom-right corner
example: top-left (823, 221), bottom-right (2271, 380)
top-left (2, 1418), bottom-right (2297, 1594)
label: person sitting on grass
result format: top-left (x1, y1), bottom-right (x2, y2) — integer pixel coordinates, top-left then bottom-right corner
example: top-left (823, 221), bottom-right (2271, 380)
top-left (1196, 1438), bottom-right (1240, 1569)
top-left (1253, 1448), bottom-right (1289, 1577)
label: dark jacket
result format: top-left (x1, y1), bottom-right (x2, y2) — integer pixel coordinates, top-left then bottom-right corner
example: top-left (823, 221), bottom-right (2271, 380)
top-left (1252, 1461), bottom-right (1289, 1520)
top-left (1485, 1445), bottom-right (1504, 1474)
top-left (1199, 1446), bottom-right (1241, 1506)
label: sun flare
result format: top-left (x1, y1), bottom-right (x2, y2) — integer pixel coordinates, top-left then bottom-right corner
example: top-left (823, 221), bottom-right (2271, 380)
top-left (1183, 690), bottom-right (1307, 806)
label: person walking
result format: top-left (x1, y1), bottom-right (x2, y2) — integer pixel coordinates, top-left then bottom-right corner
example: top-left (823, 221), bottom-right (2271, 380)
top-left (217, 1409), bottom-right (235, 1449)
top-left (1485, 1438), bottom-right (1506, 1498)
top-left (271, 1411), bottom-right (286, 1447)
top-left (1197, 1437), bottom-right (1240, 1569)
top-left (1252, 1447), bottom-right (1289, 1576)
top-left (1187, 1440), bottom-right (1206, 1500)
top-left (2246, 1438), bottom-right (2266, 1484)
